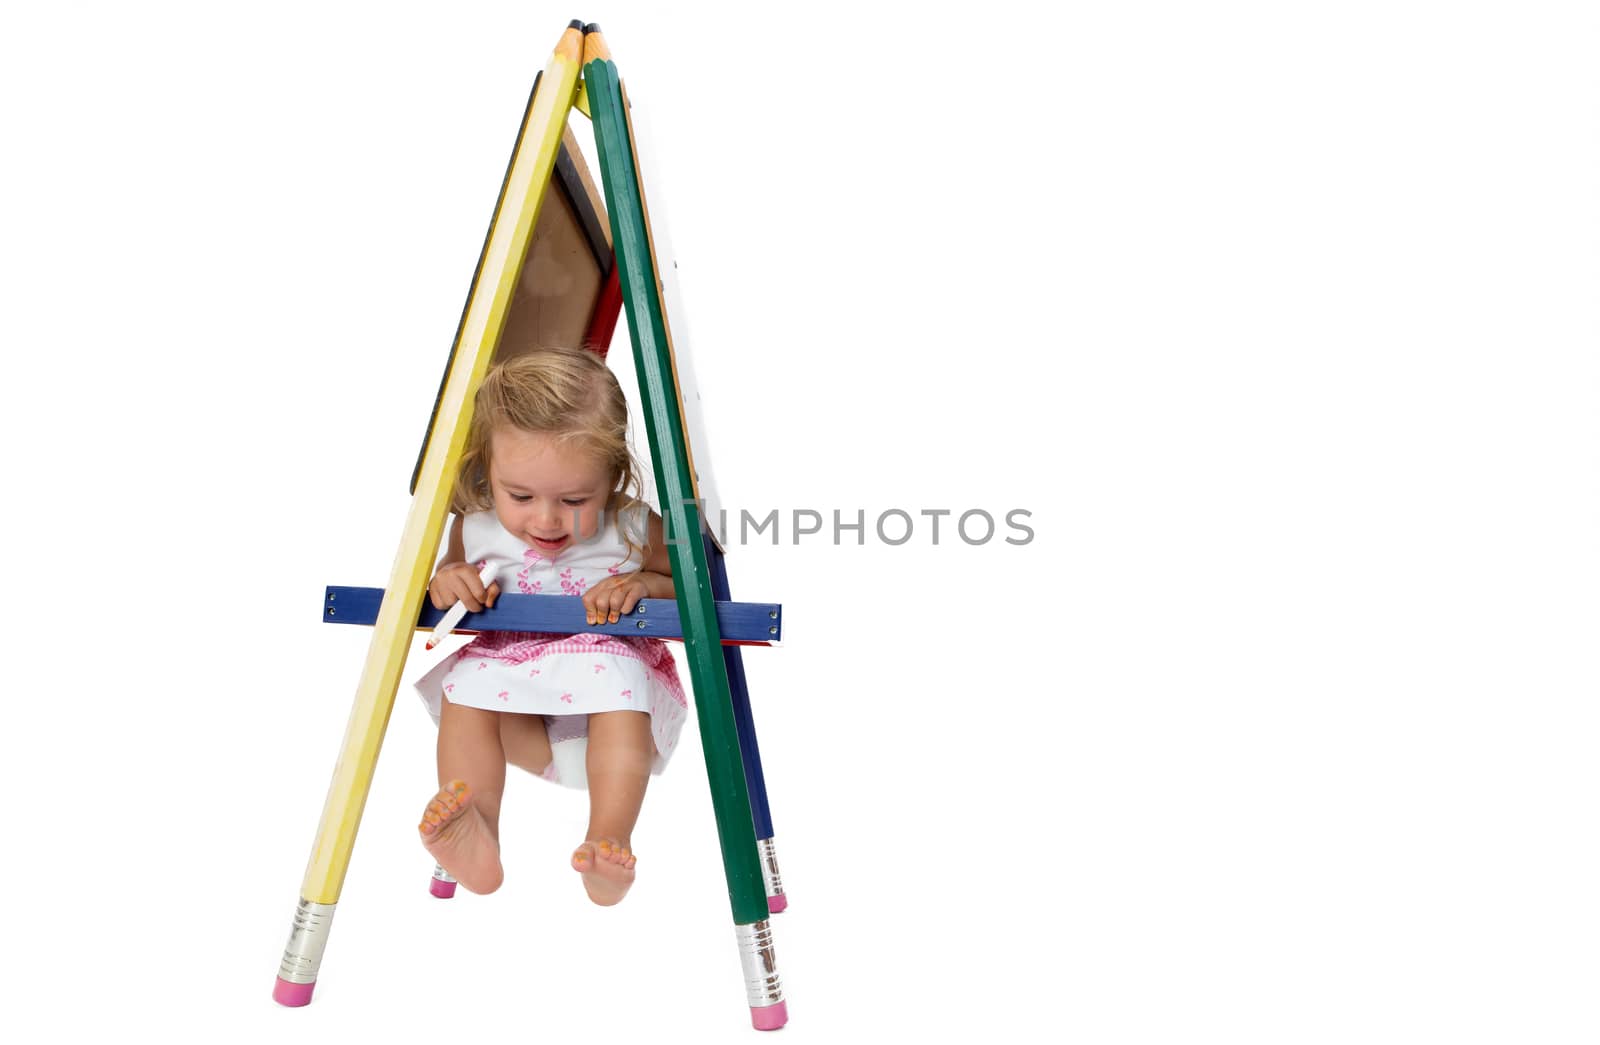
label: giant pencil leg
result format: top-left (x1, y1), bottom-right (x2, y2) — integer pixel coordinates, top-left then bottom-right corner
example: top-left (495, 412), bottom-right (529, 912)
top-left (430, 862), bottom-right (458, 898)
top-left (271, 23), bottom-right (587, 1006)
top-left (706, 533), bottom-right (788, 914)
top-left (583, 26), bottom-right (787, 1030)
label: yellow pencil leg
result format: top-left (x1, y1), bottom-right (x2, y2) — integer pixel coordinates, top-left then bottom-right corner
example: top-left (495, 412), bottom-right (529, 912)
top-left (272, 21), bottom-right (586, 1008)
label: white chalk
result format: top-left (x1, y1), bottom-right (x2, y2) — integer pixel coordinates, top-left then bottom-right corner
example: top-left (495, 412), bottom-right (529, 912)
top-left (425, 561), bottom-right (499, 650)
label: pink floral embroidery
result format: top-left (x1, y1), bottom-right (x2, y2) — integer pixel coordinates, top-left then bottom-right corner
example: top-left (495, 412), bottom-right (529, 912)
top-left (560, 692), bottom-right (574, 704)
top-left (607, 565), bottom-right (621, 576)
top-left (517, 563), bottom-right (541, 594)
top-left (528, 667), bottom-right (541, 676)
top-left (559, 568), bottom-right (587, 596)
top-left (445, 631), bottom-right (687, 707)
top-left (444, 684), bottom-right (455, 694)
top-left (621, 688), bottom-right (633, 700)
top-left (593, 664), bottom-right (605, 674)
top-left (497, 691), bottom-right (509, 702)
top-left (476, 662), bottom-right (488, 671)
top-left (517, 549), bottom-right (544, 594)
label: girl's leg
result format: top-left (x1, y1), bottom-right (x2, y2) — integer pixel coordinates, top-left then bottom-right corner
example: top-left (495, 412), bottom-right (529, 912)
top-left (570, 709), bottom-right (653, 906)
top-left (499, 712), bottom-right (554, 777)
top-left (419, 700), bottom-right (508, 894)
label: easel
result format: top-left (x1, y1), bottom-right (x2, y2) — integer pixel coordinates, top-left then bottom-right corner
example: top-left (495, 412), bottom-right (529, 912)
top-left (271, 22), bottom-right (789, 1031)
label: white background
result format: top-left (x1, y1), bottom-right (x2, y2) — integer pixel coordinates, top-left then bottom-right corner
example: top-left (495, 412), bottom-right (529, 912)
top-left (1, 2), bottom-right (1597, 1042)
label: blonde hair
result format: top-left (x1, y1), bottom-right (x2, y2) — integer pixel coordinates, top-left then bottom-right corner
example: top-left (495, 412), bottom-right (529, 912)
top-left (452, 348), bottom-right (648, 564)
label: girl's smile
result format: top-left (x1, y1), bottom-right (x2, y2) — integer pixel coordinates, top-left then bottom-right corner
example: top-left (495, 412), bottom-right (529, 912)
top-left (488, 427), bottom-right (614, 555)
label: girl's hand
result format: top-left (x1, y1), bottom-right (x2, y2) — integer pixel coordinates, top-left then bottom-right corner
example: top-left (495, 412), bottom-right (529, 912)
top-left (583, 574), bottom-right (650, 626)
top-left (429, 561), bottom-right (499, 612)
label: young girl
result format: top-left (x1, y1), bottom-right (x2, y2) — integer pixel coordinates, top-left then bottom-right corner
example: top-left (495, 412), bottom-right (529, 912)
top-left (412, 347), bottom-right (689, 906)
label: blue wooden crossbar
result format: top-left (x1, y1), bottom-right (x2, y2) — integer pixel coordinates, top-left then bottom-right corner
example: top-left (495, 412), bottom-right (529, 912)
top-left (322, 586), bottom-right (782, 644)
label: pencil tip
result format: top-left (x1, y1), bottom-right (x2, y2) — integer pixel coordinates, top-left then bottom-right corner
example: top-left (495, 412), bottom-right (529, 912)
top-left (568, 19), bottom-right (584, 30)
top-left (425, 640), bottom-right (437, 650)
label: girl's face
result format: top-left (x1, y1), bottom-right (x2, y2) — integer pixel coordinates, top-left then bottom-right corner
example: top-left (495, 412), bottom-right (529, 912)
top-left (487, 426), bottom-right (614, 556)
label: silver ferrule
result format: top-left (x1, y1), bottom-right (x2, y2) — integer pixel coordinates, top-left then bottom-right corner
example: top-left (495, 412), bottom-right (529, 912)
top-left (758, 836), bottom-right (785, 902)
top-left (734, 919), bottom-right (784, 1008)
top-left (277, 898), bottom-right (337, 985)
top-left (432, 863), bottom-right (456, 884)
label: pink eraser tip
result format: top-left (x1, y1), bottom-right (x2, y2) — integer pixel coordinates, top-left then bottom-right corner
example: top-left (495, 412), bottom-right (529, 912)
top-left (429, 877), bottom-right (457, 898)
top-left (751, 1000), bottom-right (788, 1031)
top-left (767, 893), bottom-right (788, 914)
top-left (272, 976), bottom-right (316, 1007)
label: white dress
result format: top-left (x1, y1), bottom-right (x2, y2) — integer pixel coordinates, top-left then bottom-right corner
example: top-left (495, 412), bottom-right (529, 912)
top-left (414, 506), bottom-right (689, 790)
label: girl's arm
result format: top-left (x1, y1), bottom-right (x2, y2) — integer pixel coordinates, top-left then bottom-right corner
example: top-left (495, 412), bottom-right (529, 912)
top-left (634, 509), bottom-right (675, 599)
top-left (430, 513), bottom-right (498, 610)
top-left (582, 510), bottom-right (673, 625)
top-left (442, 514), bottom-right (467, 567)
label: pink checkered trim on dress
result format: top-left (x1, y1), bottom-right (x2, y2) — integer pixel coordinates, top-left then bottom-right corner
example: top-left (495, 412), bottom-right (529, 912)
top-left (457, 631), bottom-right (687, 708)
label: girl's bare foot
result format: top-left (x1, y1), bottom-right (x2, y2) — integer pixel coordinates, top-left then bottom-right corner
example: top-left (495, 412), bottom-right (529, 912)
top-left (419, 780), bottom-right (504, 895)
top-left (570, 838), bottom-right (636, 906)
